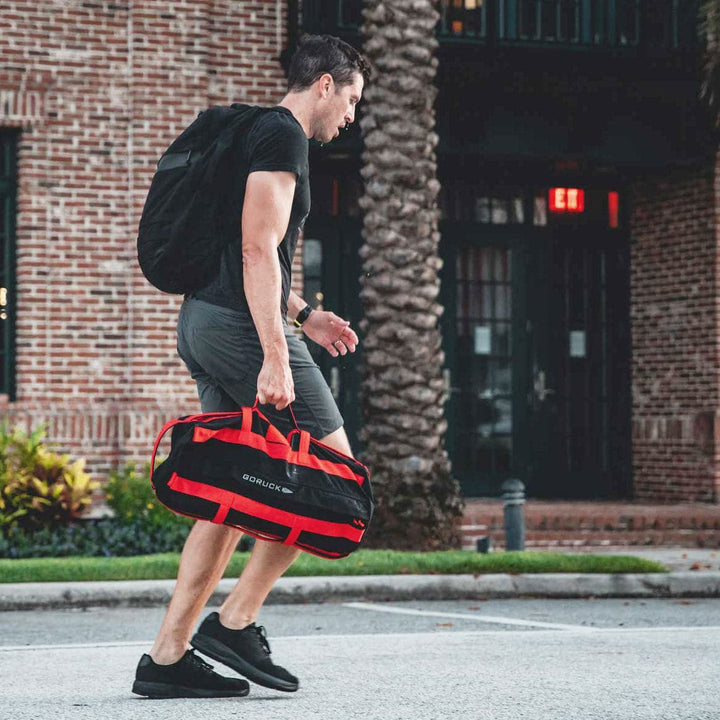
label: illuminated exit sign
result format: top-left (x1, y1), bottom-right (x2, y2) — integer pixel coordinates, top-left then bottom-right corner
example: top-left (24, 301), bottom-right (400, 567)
top-left (549, 187), bottom-right (585, 213)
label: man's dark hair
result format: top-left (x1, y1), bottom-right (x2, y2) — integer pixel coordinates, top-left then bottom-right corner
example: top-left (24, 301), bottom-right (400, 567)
top-left (287, 34), bottom-right (371, 92)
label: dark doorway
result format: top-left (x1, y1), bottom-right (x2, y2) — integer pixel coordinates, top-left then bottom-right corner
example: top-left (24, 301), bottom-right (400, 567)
top-left (521, 225), bottom-right (632, 498)
top-left (440, 185), bottom-right (631, 498)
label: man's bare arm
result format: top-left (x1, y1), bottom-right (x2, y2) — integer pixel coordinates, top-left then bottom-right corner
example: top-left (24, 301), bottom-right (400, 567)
top-left (287, 290), bottom-right (359, 358)
top-left (287, 291), bottom-right (308, 322)
top-left (242, 170), bottom-right (297, 409)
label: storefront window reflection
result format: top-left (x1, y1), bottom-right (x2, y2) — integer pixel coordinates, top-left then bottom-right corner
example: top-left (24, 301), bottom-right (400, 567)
top-left (302, 238), bottom-right (324, 310)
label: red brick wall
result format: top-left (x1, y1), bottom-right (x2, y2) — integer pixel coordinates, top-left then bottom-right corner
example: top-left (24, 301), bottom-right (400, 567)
top-left (1, 1), bottom-right (291, 479)
top-left (630, 158), bottom-right (720, 502)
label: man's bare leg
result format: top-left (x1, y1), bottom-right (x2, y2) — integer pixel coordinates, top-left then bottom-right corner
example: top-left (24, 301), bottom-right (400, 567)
top-left (149, 427), bottom-right (353, 658)
top-left (217, 426), bottom-right (353, 628)
top-left (150, 521), bottom-right (241, 664)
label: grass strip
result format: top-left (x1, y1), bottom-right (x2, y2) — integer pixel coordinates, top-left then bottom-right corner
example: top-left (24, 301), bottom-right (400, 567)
top-left (0, 550), bottom-right (667, 584)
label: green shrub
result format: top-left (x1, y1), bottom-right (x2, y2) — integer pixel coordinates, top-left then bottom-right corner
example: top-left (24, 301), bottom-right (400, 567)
top-left (0, 518), bottom-right (191, 558)
top-left (105, 462), bottom-right (191, 530)
top-left (0, 424), bottom-right (98, 530)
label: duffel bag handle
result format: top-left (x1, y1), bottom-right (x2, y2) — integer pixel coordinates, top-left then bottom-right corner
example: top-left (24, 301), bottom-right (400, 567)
top-left (151, 400), bottom-right (298, 483)
top-left (252, 396), bottom-right (300, 431)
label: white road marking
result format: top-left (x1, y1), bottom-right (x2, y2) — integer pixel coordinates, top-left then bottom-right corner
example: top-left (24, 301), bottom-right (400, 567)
top-left (0, 640), bottom-right (151, 652)
top-left (1, 626), bottom-right (720, 653)
top-left (0, 631), bottom-right (497, 653)
top-left (581, 625), bottom-right (720, 634)
top-left (342, 602), bottom-right (597, 631)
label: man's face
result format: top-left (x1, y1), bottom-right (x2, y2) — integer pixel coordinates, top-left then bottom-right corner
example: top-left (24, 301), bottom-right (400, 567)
top-left (314, 72), bottom-right (364, 144)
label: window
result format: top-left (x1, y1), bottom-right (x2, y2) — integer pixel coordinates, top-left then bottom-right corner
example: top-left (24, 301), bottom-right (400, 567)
top-left (474, 195), bottom-right (525, 224)
top-left (0, 132), bottom-right (17, 399)
top-left (671, 0), bottom-right (701, 48)
top-left (338, 0), bottom-right (362, 29)
top-left (302, 238), bottom-right (324, 310)
top-left (439, 0), bottom-right (487, 38)
top-left (501, 0), bottom-right (644, 47)
top-left (454, 245), bottom-right (513, 480)
top-left (504, 0), bottom-right (581, 43)
top-left (615, 0), bottom-right (639, 46)
top-left (440, 182), bottom-right (621, 228)
top-left (440, 184), bottom-right (525, 224)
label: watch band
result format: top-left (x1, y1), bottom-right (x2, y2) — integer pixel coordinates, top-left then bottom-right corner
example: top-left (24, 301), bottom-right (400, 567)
top-left (293, 304), bottom-right (313, 328)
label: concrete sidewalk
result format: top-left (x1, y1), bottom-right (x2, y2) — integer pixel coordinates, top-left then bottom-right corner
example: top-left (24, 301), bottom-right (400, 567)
top-left (1, 548), bottom-right (719, 610)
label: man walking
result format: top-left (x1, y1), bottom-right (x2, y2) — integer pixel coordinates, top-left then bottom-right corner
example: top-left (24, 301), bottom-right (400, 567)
top-left (132, 35), bottom-right (370, 699)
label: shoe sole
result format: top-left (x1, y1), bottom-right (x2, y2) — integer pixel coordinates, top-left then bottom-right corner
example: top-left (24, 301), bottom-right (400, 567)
top-left (131, 680), bottom-right (249, 699)
top-left (190, 633), bottom-right (299, 693)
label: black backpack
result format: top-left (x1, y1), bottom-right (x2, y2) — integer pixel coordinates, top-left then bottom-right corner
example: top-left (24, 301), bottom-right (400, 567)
top-left (137, 103), bottom-right (269, 294)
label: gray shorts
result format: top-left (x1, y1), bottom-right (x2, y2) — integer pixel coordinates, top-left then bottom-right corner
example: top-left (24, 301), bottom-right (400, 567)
top-left (177, 296), bottom-right (344, 439)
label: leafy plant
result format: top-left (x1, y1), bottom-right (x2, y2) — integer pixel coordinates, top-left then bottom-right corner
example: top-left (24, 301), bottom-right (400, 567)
top-left (0, 518), bottom-right (191, 558)
top-left (105, 462), bottom-right (190, 530)
top-left (0, 424), bottom-right (98, 529)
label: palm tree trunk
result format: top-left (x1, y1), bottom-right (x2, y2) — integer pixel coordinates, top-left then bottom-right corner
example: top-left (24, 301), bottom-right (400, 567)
top-left (701, 0), bottom-right (720, 124)
top-left (358, 0), bottom-right (464, 550)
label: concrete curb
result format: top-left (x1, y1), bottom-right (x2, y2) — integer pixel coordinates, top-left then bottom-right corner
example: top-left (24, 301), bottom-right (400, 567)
top-left (2, 572), bottom-right (720, 610)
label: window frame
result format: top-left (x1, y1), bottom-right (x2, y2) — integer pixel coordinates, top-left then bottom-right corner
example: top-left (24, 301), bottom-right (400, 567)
top-left (0, 131), bottom-right (18, 401)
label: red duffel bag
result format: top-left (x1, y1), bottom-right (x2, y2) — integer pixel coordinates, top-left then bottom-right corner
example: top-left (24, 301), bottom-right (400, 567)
top-left (149, 400), bottom-right (373, 559)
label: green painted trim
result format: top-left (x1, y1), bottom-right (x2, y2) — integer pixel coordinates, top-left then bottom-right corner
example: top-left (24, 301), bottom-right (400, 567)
top-left (0, 132), bottom-right (17, 401)
top-left (607, 0), bottom-right (617, 45)
top-left (503, 0), bottom-right (517, 40)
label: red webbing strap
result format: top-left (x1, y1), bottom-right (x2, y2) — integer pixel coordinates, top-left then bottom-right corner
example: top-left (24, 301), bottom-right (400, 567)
top-left (265, 422), bottom-right (287, 445)
top-left (213, 504), bottom-right (231, 524)
top-left (252, 396), bottom-right (299, 431)
top-left (287, 403), bottom-right (299, 431)
top-left (191, 427), bottom-right (365, 483)
top-left (299, 430), bottom-right (311, 460)
top-left (241, 405), bottom-right (253, 434)
top-left (168, 473), bottom-right (364, 542)
top-left (284, 522), bottom-right (302, 546)
top-left (181, 411), bottom-right (243, 423)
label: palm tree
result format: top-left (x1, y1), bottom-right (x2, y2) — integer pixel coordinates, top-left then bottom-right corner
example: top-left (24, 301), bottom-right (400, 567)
top-left (701, 0), bottom-right (720, 124)
top-left (358, 0), bottom-right (464, 550)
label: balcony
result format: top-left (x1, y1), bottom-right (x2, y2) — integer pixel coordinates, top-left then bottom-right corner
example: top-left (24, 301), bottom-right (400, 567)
top-left (301, 0), bottom-right (702, 51)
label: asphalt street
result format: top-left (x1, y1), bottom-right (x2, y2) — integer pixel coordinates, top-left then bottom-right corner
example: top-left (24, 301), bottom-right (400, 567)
top-left (1, 598), bottom-right (719, 720)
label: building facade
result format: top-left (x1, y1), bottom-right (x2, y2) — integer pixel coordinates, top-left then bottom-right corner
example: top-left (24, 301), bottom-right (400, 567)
top-left (301, 0), bottom-right (720, 503)
top-left (1, 0), bottom-right (719, 504)
top-left (0, 0), bottom-right (294, 477)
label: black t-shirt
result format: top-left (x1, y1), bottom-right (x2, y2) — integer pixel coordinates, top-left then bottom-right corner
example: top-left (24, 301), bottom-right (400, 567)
top-left (193, 106), bottom-right (310, 318)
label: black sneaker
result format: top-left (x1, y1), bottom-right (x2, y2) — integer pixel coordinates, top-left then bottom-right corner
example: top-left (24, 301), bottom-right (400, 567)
top-left (191, 612), bottom-right (299, 692)
top-left (132, 649), bottom-right (250, 699)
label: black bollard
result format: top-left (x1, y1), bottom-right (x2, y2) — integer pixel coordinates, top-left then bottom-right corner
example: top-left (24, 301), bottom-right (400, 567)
top-left (501, 478), bottom-right (526, 551)
top-left (476, 536), bottom-right (493, 553)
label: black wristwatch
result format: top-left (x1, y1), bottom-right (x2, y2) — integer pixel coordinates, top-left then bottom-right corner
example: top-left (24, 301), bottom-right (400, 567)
top-left (293, 304), bottom-right (313, 328)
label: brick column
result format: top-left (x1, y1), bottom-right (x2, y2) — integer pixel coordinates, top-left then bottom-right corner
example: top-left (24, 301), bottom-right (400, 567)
top-left (630, 156), bottom-right (720, 503)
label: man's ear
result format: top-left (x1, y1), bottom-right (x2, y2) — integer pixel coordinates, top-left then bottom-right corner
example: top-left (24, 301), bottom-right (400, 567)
top-left (317, 73), bottom-right (334, 98)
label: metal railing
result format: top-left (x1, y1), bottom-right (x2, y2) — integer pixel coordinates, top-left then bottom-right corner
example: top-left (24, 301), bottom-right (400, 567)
top-left (302, 0), bottom-right (701, 49)
top-left (498, 0), bottom-right (638, 46)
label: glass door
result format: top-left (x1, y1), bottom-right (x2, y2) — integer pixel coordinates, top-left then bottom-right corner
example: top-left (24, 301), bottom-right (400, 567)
top-left (451, 243), bottom-right (515, 494)
top-left (440, 223), bottom-right (527, 498)
top-left (440, 186), bottom-right (631, 498)
top-left (523, 227), bottom-right (632, 498)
